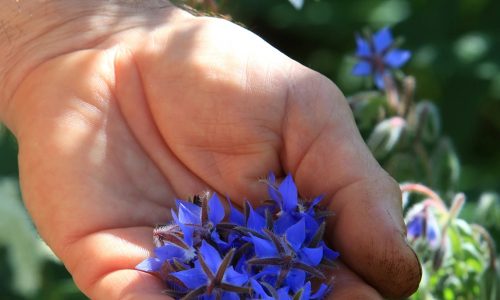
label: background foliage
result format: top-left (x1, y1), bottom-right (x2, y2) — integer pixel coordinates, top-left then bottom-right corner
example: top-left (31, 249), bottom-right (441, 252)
top-left (1, 0), bottom-right (499, 299)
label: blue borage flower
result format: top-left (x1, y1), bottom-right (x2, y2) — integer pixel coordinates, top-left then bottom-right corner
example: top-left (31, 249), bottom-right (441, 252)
top-left (137, 173), bottom-right (338, 299)
top-left (352, 27), bottom-right (411, 89)
top-left (405, 202), bottom-right (441, 250)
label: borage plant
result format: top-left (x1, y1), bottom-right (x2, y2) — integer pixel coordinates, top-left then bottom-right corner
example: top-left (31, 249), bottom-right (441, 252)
top-left (350, 27), bottom-right (498, 300)
top-left (136, 174), bottom-right (339, 299)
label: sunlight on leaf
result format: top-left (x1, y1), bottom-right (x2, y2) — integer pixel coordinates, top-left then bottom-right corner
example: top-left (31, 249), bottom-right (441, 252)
top-left (289, 0), bottom-right (304, 10)
top-left (0, 178), bottom-right (59, 297)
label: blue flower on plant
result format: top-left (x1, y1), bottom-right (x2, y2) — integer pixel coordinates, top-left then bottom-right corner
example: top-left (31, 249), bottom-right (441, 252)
top-left (352, 27), bottom-right (411, 89)
top-left (405, 203), bottom-right (441, 249)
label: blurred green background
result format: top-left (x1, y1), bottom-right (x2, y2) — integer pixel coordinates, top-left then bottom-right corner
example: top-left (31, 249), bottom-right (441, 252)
top-left (223, 0), bottom-right (500, 195)
top-left (0, 0), bottom-right (499, 299)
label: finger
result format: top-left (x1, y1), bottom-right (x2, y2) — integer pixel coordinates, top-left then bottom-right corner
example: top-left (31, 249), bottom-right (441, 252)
top-left (282, 67), bottom-right (421, 298)
top-left (328, 262), bottom-right (382, 300)
top-left (62, 227), bottom-right (170, 300)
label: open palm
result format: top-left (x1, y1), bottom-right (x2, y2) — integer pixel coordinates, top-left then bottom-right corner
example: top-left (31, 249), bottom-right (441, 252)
top-left (10, 12), bottom-right (419, 300)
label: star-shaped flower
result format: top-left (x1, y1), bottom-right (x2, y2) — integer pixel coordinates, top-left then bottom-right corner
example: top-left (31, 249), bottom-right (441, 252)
top-left (352, 27), bottom-right (411, 89)
top-left (265, 173), bottom-right (337, 260)
top-left (171, 241), bottom-right (249, 299)
top-left (247, 218), bottom-right (327, 292)
top-left (171, 193), bottom-right (225, 247)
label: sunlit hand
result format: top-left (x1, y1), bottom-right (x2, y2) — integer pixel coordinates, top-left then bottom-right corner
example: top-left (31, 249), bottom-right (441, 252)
top-left (1, 2), bottom-right (420, 299)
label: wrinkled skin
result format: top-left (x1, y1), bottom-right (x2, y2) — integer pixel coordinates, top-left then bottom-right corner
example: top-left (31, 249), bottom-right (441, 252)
top-left (3, 5), bottom-right (420, 300)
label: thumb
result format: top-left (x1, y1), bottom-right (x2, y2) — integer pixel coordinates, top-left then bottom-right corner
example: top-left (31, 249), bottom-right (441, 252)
top-left (281, 68), bottom-right (421, 298)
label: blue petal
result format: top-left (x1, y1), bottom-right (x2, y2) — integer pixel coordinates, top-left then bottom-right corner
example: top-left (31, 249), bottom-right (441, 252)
top-left (233, 253), bottom-right (248, 274)
top-left (427, 226), bottom-right (437, 241)
top-left (199, 240), bottom-right (222, 274)
top-left (136, 257), bottom-right (162, 272)
top-left (211, 230), bottom-right (229, 252)
top-left (303, 214), bottom-right (320, 242)
top-left (253, 265), bottom-right (280, 280)
top-left (247, 202), bottom-right (266, 232)
top-left (154, 243), bottom-right (187, 261)
top-left (250, 234), bottom-right (278, 258)
top-left (208, 193), bottom-right (225, 225)
top-left (311, 283), bottom-right (329, 299)
top-left (176, 198), bottom-right (200, 210)
top-left (322, 242), bottom-right (340, 260)
top-left (308, 195), bottom-right (324, 212)
top-left (256, 204), bottom-right (275, 216)
top-left (177, 199), bottom-right (202, 225)
top-left (352, 61), bottom-right (373, 76)
top-left (426, 213), bottom-right (441, 249)
top-left (384, 49), bottom-right (411, 68)
top-left (286, 269), bottom-right (306, 293)
top-left (221, 292), bottom-right (240, 300)
top-left (299, 247), bottom-right (323, 266)
top-left (268, 172), bottom-right (276, 184)
top-left (407, 215), bottom-right (423, 238)
top-left (228, 199), bottom-right (245, 226)
top-left (275, 212), bottom-right (299, 235)
top-left (267, 172), bottom-right (282, 208)
top-left (182, 227), bottom-right (194, 247)
top-left (374, 71), bottom-right (389, 89)
top-left (171, 267), bottom-right (207, 289)
top-left (373, 27), bottom-right (393, 53)
top-left (223, 266), bottom-right (248, 286)
top-left (171, 208), bottom-right (180, 226)
top-left (171, 209), bottom-right (194, 246)
top-left (302, 281), bottom-right (312, 300)
top-left (286, 218), bottom-right (306, 251)
top-left (278, 286), bottom-right (291, 300)
top-left (279, 174), bottom-right (298, 212)
top-left (355, 34), bottom-right (372, 57)
top-left (251, 279), bottom-right (272, 299)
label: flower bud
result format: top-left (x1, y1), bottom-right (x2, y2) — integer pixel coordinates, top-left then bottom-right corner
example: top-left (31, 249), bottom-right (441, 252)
top-left (414, 101), bottom-right (441, 143)
top-left (367, 116), bottom-right (406, 159)
top-left (430, 138), bottom-right (460, 191)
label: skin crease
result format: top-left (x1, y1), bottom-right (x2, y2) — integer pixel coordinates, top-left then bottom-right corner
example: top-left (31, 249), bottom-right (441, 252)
top-left (1, 3), bottom-right (421, 300)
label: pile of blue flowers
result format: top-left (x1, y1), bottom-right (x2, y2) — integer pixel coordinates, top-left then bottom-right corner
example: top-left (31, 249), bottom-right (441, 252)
top-left (136, 173), bottom-right (339, 299)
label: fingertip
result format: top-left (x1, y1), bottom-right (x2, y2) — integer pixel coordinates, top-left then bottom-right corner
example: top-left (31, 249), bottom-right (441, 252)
top-left (329, 175), bottom-right (421, 298)
top-left (327, 262), bottom-right (383, 300)
top-left (329, 287), bottom-right (382, 300)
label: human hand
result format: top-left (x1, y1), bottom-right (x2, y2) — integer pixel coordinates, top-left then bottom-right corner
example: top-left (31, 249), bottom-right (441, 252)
top-left (0, 1), bottom-right (420, 299)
